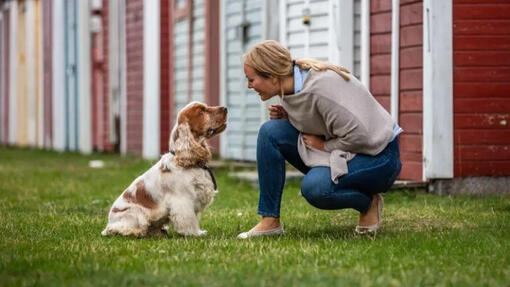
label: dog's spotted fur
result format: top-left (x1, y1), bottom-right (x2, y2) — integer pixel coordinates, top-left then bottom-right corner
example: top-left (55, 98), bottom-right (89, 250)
top-left (102, 102), bottom-right (227, 237)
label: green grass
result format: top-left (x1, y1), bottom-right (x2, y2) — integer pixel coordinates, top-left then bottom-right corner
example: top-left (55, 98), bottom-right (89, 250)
top-left (0, 146), bottom-right (509, 287)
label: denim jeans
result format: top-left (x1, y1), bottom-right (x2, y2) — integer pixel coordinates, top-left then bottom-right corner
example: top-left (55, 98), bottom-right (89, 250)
top-left (257, 119), bottom-right (402, 217)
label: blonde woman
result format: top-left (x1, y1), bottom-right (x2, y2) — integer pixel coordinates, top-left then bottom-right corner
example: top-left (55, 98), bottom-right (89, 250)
top-left (238, 40), bottom-right (402, 239)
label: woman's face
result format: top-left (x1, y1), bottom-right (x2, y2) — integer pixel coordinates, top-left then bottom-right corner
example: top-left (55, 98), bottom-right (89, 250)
top-left (244, 64), bottom-right (278, 101)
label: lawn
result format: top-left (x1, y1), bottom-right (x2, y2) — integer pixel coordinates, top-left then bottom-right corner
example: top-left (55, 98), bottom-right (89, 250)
top-left (0, 146), bottom-right (509, 286)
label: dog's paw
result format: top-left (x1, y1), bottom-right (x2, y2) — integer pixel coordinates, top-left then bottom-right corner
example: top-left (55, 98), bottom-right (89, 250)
top-left (160, 153), bottom-right (174, 172)
top-left (197, 230), bottom-right (208, 236)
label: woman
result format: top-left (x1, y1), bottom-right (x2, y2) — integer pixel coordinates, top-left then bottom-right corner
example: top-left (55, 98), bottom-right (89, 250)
top-left (238, 40), bottom-right (402, 239)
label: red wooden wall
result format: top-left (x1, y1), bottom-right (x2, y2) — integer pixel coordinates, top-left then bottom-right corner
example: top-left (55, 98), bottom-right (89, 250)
top-left (42, 0), bottom-right (52, 148)
top-left (370, 0), bottom-right (392, 113)
top-left (125, 0), bottom-right (144, 155)
top-left (453, 0), bottom-right (510, 176)
top-left (399, 0), bottom-right (423, 181)
top-left (371, 0), bottom-right (423, 181)
top-left (160, 0), bottom-right (170, 154)
top-left (204, 0), bottom-right (220, 153)
top-left (91, 4), bottom-right (103, 151)
top-left (100, 0), bottom-right (114, 152)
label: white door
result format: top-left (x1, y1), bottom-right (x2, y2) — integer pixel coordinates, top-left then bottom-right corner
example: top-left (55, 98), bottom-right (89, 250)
top-left (279, 0), bottom-right (361, 78)
top-left (221, 0), bottom-right (265, 161)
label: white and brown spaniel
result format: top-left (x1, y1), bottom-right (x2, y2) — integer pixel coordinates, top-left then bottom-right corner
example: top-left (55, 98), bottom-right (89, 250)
top-left (102, 101), bottom-right (227, 237)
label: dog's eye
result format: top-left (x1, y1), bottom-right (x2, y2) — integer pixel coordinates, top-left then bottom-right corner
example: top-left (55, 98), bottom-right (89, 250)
top-left (199, 107), bottom-right (206, 115)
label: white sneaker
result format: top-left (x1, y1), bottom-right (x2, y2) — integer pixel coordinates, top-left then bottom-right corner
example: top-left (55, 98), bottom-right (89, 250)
top-left (237, 225), bottom-right (284, 239)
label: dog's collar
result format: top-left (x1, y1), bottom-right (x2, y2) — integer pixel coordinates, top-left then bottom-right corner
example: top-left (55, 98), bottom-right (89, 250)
top-left (168, 150), bottom-right (216, 190)
top-left (202, 165), bottom-right (217, 191)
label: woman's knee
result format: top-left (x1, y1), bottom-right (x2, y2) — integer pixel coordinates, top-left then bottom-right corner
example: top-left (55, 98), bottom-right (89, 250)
top-left (301, 173), bottom-right (331, 207)
top-left (258, 120), bottom-right (291, 145)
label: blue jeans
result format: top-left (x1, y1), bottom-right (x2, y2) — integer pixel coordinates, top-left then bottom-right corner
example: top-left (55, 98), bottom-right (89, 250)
top-left (257, 119), bottom-right (402, 217)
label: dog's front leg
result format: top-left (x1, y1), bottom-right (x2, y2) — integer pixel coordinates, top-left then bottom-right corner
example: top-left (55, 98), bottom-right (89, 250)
top-left (160, 153), bottom-right (175, 172)
top-left (168, 201), bottom-right (206, 236)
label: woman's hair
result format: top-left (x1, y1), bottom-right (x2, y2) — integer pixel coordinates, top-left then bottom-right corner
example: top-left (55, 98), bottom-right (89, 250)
top-left (243, 40), bottom-right (351, 88)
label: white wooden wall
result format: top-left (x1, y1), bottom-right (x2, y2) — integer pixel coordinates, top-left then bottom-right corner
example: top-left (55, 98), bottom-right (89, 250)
top-left (221, 0), bottom-right (264, 161)
top-left (280, 0), bottom-right (361, 78)
top-left (191, 0), bottom-right (205, 102)
top-left (221, 0), bottom-right (362, 161)
top-left (173, 19), bottom-right (189, 112)
top-left (353, 0), bottom-right (361, 77)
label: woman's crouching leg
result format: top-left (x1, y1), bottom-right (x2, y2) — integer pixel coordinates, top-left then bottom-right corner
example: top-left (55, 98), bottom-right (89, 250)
top-left (300, 167), bottom-right (372, 213)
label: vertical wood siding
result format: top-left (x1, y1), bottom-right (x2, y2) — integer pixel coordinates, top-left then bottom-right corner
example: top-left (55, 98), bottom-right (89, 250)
top-left (64, 0), bottom-right (78, 150)
top-left (99, 0), bottom-right (113, 151)
top-left (125, 0), bottom-right (143, 155)
top-left (399, 0), bottom-right (423, 181)
top-left (222, 0), bottom-right (264, 160)
top-left (281, 0), bottom-right (330, 61)
top-left (453, 0), bottom-right (510, 176)
top-left (371, 0), bottom-right (424, 181)
top-left (91, 6), bottom-right (104, 151)
top-left (1, 9), bottom-right (9, 143)
top-left (160, 0), bottom-right (170, 153)
top-left (173, 18), bottom-right (189, 112)
top-left (353, 0), bottom-right (361, 77)
top-left (41, 1), bottom-right (53, 148)
top-left (204, 0), bottom-right (221, 152)
top-left (16, 0), bottom-right (28, 146)
top-left (190, 0), bottom-right (205, 103)
top-left (35, 0), bottom-right (43, 147)
top-left (370, 0), bottom-right (391, 112)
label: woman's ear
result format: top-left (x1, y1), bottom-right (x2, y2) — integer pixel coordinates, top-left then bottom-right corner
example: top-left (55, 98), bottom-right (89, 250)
top-left (173, 122), bottom-right (211, 168)
top-left (270, 75), bottom-right (279, 85)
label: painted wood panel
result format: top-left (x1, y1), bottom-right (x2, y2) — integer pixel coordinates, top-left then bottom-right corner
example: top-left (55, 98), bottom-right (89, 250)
top-left (453, 0), bottom-right (510, 176)
top-left (221, 0), bottom-right (264, 161)
top-left (64, 0), bottom-right (78, 150)
top-left (160, 0), bottom-right (170, 153)
top-left (191, 0), bottom-right (205, 103)
top-left (399, 0), bottom-right (423, 181)
top-left (0, 9), bottom-right (8, 143)
top-left (280, 0), bottom-right (330, 61)
top-left (353, 0), bottom-right (361, 77)
top-left (125, 0), bottom-right (144, 155)
top-left (52, 0), bottom-right (65, 151)
top-left (173, 18), bottom-right (189, 112)
top-left (16, 0), bottom-right (29, 146)
top-left (35, 0), bottom-right (43, 147)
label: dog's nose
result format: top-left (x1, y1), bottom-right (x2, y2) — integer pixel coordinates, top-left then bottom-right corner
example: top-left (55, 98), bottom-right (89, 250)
top-left (223, 107), bottom-right (228, 114)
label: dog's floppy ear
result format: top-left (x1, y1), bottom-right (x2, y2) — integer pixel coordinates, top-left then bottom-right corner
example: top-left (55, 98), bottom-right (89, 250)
top-left (172, 122), bottom-right (211, 168)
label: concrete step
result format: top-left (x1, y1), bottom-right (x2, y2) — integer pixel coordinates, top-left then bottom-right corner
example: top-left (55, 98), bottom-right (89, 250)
top-left (227, 170), bottom-right (426, 190)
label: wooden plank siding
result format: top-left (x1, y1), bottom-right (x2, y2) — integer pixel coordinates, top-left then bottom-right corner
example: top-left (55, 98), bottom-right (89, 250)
top-left (42, 0), bottom-right (52, 148)
top-left (16, 1), bottom-right (28, 146)
top-left (160, 0), bottom-right (170, 153)
top-left (91, 8), bottom-right (103, 151)
top-left (100, 0), bottom-right (113, 151)
top-left (125, 0), bottom-right (144, 155)
top-left (204, 0), bottom-right (221, 152)
top-left (453, 0), bottom-right (510, 176)
top-left (1, 9), bottom-right (10, 143)
top-left (371, 0), bottom-right (424, 181)
top-left (370, 0), bottom-right (391, 111)
top-left (399, 0), bottom-right (423, 181)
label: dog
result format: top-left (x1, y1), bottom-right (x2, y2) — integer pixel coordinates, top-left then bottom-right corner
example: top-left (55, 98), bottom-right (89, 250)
top-left (101, 101), bottom-right (227, 237)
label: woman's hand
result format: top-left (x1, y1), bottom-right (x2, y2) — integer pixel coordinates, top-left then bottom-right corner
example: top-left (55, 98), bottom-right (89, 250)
top-left (302, 134), bottom-right (326, 151)
top-left (268, 105), bottom-right (288, 119)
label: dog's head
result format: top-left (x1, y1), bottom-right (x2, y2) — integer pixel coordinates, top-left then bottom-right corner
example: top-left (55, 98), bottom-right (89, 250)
top-left (169, 101), bottom-right (228, 168)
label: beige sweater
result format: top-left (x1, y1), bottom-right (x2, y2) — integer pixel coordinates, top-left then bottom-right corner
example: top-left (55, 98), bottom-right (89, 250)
top-left (281, 69), bottom-right (395, 183)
